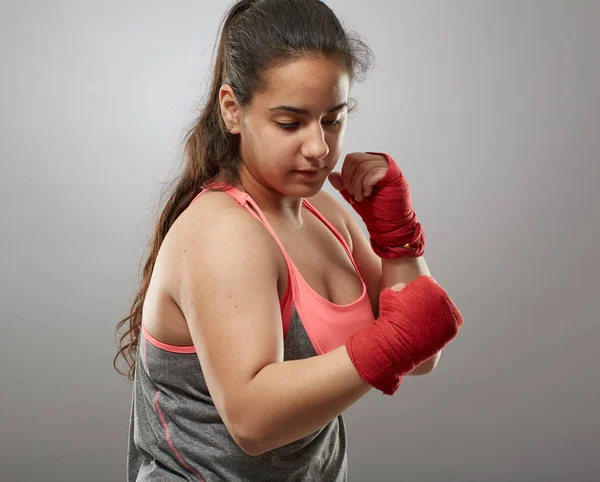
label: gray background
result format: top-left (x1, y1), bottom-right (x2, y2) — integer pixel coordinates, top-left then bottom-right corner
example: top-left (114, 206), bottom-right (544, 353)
top-left (1, 1), bottom-right (598, 481)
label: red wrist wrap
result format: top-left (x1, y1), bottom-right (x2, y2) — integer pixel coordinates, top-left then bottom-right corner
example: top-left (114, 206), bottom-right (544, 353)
top-left (346, 276), bottom-right (463, 395)
top-left (342, 152), bottom-right (425, 259)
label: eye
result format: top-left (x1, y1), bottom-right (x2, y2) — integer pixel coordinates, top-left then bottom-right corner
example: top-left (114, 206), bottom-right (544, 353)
top-left (324, 118), bottom-right (342, 127)
top-left (276, 122), bottom-right (299, 131)
top-left (276, 118), bottom-right (342, 131)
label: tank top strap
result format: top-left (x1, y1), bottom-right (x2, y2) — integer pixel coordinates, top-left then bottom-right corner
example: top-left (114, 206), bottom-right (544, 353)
top-left (190, 181), bottom-right (259, 222)
top-left (301, 198), bottom-right (363, 279)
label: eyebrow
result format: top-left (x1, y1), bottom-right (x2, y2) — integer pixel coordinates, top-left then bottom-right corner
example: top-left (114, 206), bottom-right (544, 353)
top-left (269, 102), bottom-right (348, 115)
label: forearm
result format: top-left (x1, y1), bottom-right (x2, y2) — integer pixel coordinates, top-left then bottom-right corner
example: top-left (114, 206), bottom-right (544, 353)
top-left (381, 256), bottom-right (440, 375)
top-left (381, 255), bottom-right (431, 289)
top-left (232, 345), bottom-right (371, 455)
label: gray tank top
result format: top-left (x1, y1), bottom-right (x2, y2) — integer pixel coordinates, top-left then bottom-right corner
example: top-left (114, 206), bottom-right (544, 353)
top-left (127, 190), bottom-right (349, 481)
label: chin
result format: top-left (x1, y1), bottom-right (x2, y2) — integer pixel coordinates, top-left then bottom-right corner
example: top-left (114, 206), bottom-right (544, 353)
top-left (285, 170), bottom-right (329, 195)
top-left (285, 182), bottom-right (324, 198)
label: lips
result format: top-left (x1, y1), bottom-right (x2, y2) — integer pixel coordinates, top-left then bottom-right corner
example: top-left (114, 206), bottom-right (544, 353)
top-left (295, 167), bottom-right (324, 173)
top-left (293, 169), bottom-right (323, 180)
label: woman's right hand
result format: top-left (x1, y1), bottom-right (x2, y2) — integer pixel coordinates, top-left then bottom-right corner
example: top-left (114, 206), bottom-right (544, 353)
top-left (346, 275), bottom-right (463, 395)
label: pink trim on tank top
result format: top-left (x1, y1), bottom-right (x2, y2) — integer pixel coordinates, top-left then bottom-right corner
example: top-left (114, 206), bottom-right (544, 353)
top-left (154, 389), bottom-right (206, 481)
top-left (142, 323), bottom-right (197, 353)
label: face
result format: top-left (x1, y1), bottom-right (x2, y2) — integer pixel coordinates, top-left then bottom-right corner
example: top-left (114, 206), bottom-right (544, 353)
top-left (221, 56), bottom-right (350, 199)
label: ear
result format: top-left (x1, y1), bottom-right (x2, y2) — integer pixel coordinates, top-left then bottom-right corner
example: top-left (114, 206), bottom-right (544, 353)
top-left (219, 84), bottom-right (242, 134)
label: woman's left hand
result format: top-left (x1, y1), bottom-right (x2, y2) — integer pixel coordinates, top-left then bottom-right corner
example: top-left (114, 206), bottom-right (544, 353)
top-left (327, 151), bottom-right (426, 259)
top-left (328, 152), bottom-right (390, 203)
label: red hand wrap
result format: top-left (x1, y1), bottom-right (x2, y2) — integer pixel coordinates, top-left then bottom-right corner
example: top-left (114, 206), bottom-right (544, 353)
top-left (346, 276), bottom-right (463, 395)
top-left (340, 152), bottom-right (425, 259)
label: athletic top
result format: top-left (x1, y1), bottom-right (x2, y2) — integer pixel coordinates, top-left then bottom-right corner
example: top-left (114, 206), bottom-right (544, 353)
top-left (127, 183), bottom-right (375, 481)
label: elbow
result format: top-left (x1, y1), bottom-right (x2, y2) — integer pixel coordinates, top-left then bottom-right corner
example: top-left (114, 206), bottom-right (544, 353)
top-left (231, 434), bottom-right (263, 457)
top-left (226, 407), bottom-right (271, 457)
top-left (230, 421), bottom-right (271, 457)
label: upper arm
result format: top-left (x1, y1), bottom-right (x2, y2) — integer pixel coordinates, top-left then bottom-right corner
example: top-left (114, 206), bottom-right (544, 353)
top-left (168, 196), bottom-right (284, 433)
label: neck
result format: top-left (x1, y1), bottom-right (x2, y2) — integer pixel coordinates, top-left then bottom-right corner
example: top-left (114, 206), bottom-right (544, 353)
top-left (236, 166), bottom-right (305, 227)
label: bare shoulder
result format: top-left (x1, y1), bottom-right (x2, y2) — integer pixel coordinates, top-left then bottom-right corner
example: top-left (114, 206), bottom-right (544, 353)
top-left (160, 190), bottom-right (285, 301)
top-left (166, 190), bottom-right (278, 256)
top-left (306, 189), bottom-right (353, 249)
top-left (170, 190), bottom-right (269, 244)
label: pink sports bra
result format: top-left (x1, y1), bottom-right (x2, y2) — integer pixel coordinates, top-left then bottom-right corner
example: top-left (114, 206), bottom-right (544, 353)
top-left (189, 182), bottom-right (376, 356)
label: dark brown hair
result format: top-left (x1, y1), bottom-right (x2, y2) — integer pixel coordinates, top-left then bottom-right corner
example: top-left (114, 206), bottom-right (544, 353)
top-left (114, 0), bottom-right (374, 379)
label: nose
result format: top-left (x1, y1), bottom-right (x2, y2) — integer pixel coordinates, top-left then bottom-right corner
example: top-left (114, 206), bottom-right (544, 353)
top-left (301, 122), bottom-right (329, 161)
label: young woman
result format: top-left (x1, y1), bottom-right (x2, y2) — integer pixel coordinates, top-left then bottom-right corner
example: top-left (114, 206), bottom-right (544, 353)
top-left (115, 1), bottom-right (463, 480)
